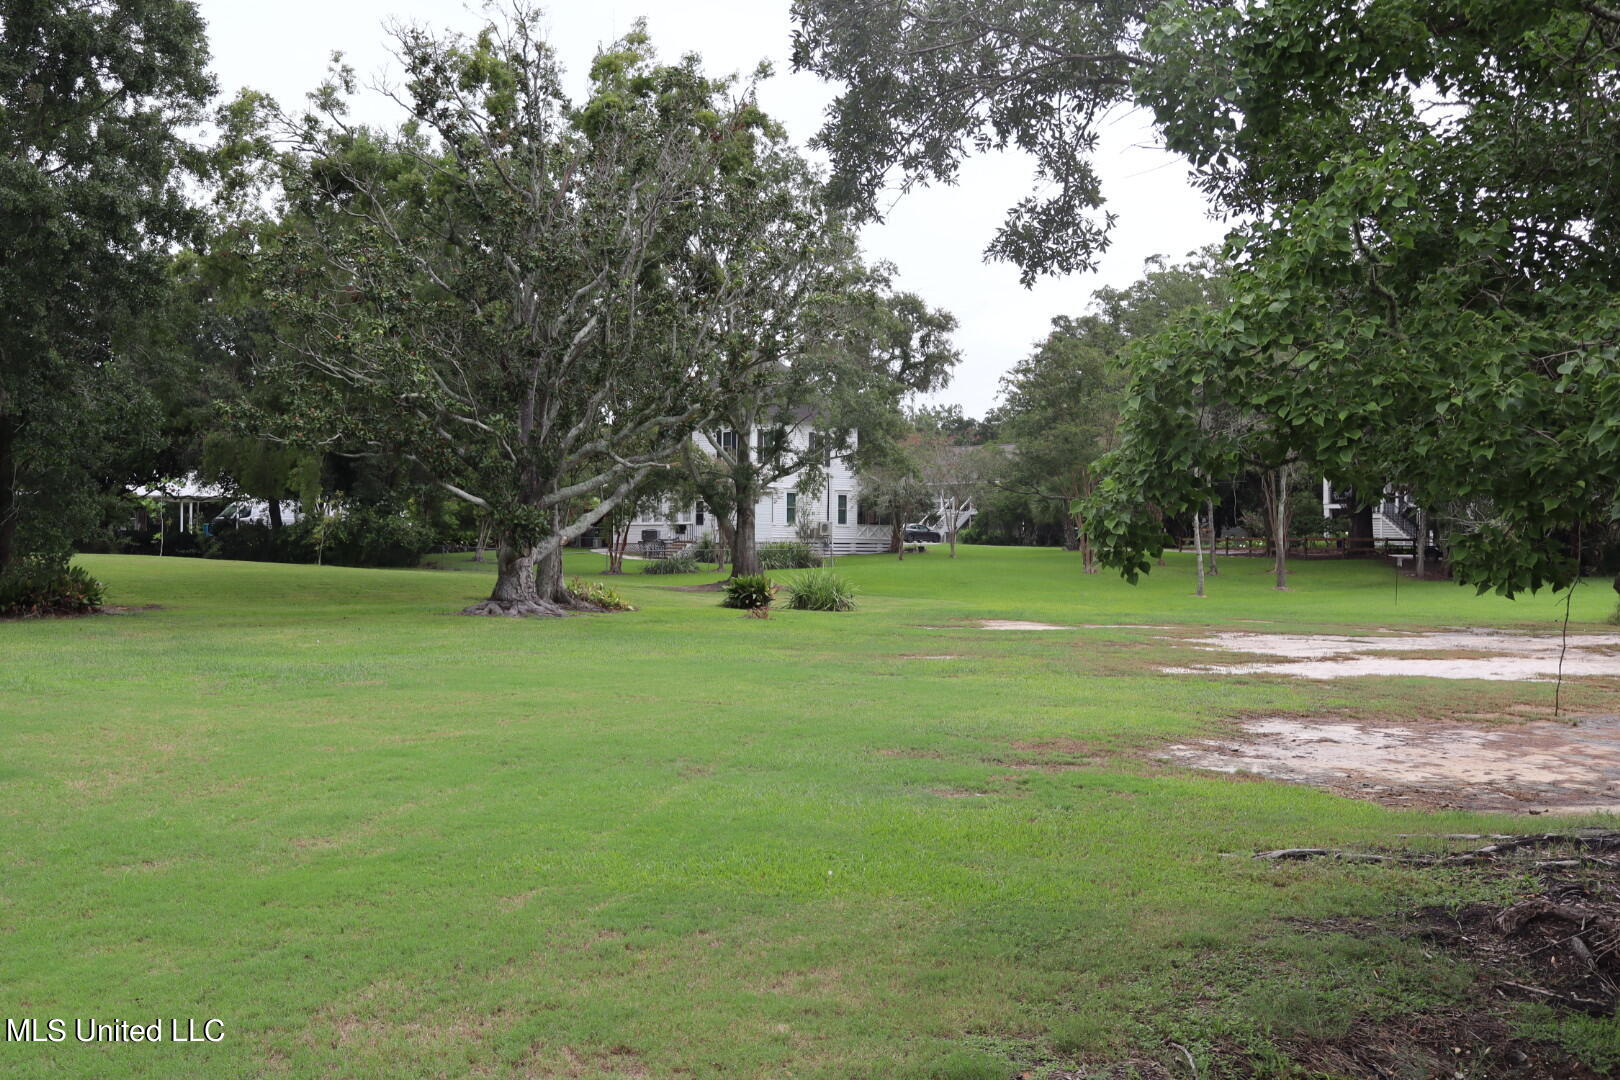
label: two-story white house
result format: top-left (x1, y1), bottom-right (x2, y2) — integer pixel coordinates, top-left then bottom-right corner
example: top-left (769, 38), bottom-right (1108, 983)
top-left (626, 421), bottom-right (894, 555)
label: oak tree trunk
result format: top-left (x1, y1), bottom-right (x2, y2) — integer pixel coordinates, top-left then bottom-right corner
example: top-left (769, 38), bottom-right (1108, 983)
top-left (731, 497), bottom-right (761, 577)
top-left (463, 524), bottom-right (579, 617)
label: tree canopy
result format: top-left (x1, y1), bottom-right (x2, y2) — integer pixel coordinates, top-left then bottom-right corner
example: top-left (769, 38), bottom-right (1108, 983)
top-left (0, 0), bottom-right (215, 572)
top-left (796, 0), bottom-right (1620, 595)
top-left (256, 9), bottom-right (790, 613)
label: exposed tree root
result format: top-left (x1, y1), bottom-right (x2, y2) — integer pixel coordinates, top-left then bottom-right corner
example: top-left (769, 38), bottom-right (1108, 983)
top-left (459, 598), bottom-right (607, 618)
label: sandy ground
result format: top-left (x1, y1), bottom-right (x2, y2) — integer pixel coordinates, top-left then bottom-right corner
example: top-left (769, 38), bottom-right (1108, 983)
top-left (1166, 714), bottom-right (1620, 814)
top-left (1163, 629), bottom-right (1620, 680)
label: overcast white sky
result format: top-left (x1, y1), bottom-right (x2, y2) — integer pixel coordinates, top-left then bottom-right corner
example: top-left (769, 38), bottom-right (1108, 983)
top-left (195, 0), bottom-right (1228, 416)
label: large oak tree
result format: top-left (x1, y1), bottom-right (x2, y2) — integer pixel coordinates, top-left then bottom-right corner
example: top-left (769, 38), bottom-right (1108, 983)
top-left (262, 8), bottom-right (783, 614)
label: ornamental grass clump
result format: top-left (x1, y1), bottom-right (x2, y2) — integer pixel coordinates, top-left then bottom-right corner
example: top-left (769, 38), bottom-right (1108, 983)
top-left (758, 541), bottom-right (822, 570)
top-left (641, 551), bottom-right (698, 575)
top-left (783, 569), bottom-right (856, 612)
top-left (721, 573), bottom-right (775, 611)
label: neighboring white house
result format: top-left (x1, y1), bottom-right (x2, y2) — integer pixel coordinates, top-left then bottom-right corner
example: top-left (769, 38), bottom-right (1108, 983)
top-left (626, 422), bottom-right (894, 555)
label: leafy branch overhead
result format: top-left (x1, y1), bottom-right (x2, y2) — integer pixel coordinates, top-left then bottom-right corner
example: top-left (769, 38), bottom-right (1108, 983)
top-left (797, 0), bottom-right (1620, 595)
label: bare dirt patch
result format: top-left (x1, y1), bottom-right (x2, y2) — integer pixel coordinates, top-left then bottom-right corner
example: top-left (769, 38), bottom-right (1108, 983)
top-left (1166, 713), bottom-right (1620, 813)
top-left (1163, 629), bottom-right (1620, 681)
top-left (976, 619), bottom-right (1072, 630)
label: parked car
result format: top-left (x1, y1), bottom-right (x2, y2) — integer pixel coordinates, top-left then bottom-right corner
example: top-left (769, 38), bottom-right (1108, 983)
top-left (211, 500), bottom-right (302, 529)
top-left (902, 523), bottom-right (941, 544)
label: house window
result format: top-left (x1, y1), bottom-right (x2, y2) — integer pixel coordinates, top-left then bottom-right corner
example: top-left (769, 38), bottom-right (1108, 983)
top-left (836, 494), bottom-right (847, 525)
top-left (786, 492), bottom-right (797, 526)
top-left (807, 431), bottom-right (831, 465)
top-left (719, 430), bottom-right (738, 452)
top-left (856, 499), bottom-right (888, 526)
top-left (695, 504), bottom-right (705, 526)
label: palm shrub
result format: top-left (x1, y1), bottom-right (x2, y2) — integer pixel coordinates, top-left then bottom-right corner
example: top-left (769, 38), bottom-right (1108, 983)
top-left (783, 569), bottom-right (856, 611)
top-left (758, 541), bottom-right (821, 570)
top-left (721, 573), bottom-right (775, 610)
top-left (0, 557), bottom-right (104, 617)
top-left (641, 550), bottom-right (698, 574)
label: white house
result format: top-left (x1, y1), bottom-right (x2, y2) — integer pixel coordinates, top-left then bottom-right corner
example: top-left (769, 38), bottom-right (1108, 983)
top-left (626, 421), bottom-right (894, 555)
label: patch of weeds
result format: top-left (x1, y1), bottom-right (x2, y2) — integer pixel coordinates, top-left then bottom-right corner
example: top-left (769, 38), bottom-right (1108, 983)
top-left (910, 1046), bottom-right (1010, 1080)
top-left (1050, 1010), bottom-right (1119, 1056)
top-left (1238, 983), bottom-right (1352, 1042)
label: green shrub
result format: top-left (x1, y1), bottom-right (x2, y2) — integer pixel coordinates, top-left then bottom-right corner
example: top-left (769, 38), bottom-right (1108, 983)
top-left (568, 577), bottom-right (634, 611)
top-left (759, 540), bottom-right (821, 569)
top-left (721, 573), bottom-right (775, 610)
top-left (641, 550), bottom-right (698, 575)
top-left (207, 505), bottom-right (435, 568)
top-left (0, 557), bottom-right (105, 617)
top-left (784, 569), bottom-right (856, 611)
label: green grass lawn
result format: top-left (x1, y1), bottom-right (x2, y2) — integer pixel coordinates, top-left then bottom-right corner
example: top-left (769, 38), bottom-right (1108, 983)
top-left (3, 547), bottom-right (1618, 1078)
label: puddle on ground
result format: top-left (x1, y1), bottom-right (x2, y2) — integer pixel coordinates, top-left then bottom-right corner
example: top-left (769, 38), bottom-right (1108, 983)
top-left (1166, 714), bottom-right (1620, 814)
top-left (1164, 629), bottom-right (1620, 680)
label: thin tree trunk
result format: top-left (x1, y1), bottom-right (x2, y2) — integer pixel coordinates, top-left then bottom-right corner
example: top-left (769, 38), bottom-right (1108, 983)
top-left (0, 415), bottom-right (17, 574)
top-left (607, 521), bottom-right (629, 574)
top-left (947, 495), bottom-right (958, 558)
top-left (1075, 514), bottom-right (1098, 573)
top-left (1193, 503), bottom-right (1207, 597)
top-left (714, 516), bottom-right (733, 571)
top-left (1060, 513), bottom-right (1079, 552)
top-left (473, 517), bottom-right (491, 563)
top-left (1267, 469), bottom-right (1291, 590)
top-left (892, 520), bottom-right (904, 560)
top-left (268, 498), bottom-right (283, 532)
top-left (1414, 506), bottom-right (1427, 577)
top-left (1206, 498), bottom-right (1219, 575)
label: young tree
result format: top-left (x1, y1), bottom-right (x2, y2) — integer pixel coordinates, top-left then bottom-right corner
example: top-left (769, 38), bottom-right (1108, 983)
top-left (0, 0), bottom-right (214, 573)
top-left (684, 227), bottom-right (959, 576)
top-left (857, 454), bottom-right (935, 560)
top-left (911, 425), bottom-right (993, 559)
top-left (262, 9), bottom-right (774, 614)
